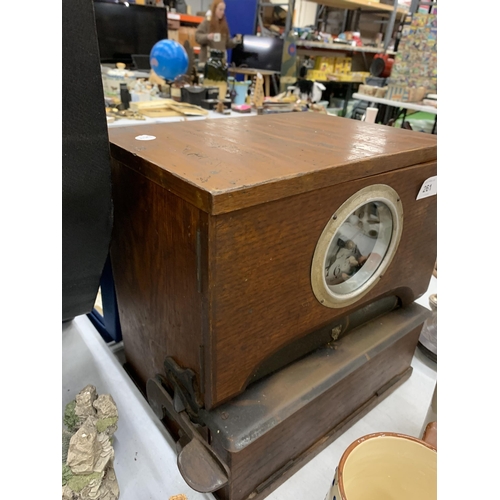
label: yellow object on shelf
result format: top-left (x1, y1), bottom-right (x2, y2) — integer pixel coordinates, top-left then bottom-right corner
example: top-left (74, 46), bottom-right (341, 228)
top-left (129, 98), bottom-right (209, 117)
top-left (307, 69), bottom-right (327, 81)
top-left (308, 55), bottom-right (355, 81)
top-left (334, 57), bottom-right (352, 74)
top-left (325, 71), bottom-right (369, 83)
top-left (314, 56), bottom-right (335, 74)
top-left (308, 61), bottom-right (369, 83)
top-left (252, 73), bottom-right (265, 108)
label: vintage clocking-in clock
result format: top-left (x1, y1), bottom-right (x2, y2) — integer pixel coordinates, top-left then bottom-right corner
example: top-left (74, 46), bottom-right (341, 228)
top-left (108, 112), bottom-right (437, 500)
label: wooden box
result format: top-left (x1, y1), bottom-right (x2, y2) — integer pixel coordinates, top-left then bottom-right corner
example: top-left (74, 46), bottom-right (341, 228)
top-left (108, 113), bottom-right (437, 411)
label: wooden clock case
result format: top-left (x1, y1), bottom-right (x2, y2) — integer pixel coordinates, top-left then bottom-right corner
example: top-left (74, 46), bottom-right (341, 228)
top-left (108, 113), bottom-right (437, 499)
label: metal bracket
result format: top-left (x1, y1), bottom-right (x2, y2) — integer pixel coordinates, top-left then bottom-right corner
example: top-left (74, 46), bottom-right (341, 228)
top-left (146, 375), bottom-right (230, 493)
top-left (163, 357), bottom-right (204, 418)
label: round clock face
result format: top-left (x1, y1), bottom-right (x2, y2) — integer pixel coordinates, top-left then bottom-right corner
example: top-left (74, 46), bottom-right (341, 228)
top-left (325, 200), bottom-right (392, 294)
top-left (311, 185), bottom-right (403, 308)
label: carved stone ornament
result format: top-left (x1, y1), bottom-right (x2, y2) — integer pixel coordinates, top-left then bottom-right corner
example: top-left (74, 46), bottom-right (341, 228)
top-left (62, 386), bottom-right (119, 500)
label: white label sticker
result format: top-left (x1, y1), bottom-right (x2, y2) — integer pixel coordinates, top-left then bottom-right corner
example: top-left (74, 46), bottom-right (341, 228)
top-left (135, 135), bottom-right (156, 141)
top-left (416, 176), bottom-right (437, 200)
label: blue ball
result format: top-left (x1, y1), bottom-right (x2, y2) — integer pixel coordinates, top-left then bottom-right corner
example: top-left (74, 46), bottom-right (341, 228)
top-left (150, 39), bottom-right (189, 81)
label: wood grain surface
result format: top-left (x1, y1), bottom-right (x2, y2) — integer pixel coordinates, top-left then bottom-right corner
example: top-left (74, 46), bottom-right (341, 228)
top-left (108, 113), bottom-right (437, 214)
top-left (208, 161), bottom-right (437, 406)
top-left (110, 160), bottom-right (208, 396)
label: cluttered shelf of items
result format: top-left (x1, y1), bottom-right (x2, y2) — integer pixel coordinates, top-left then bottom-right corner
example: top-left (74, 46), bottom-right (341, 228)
top-left (291, 0), bottom-right (437, 128)
top-left (99, 0), bottom-right (437, 131)
top-left (102, 63), bottom-right (333, 129)
top-left (296, 39), bottom-right (396, 55)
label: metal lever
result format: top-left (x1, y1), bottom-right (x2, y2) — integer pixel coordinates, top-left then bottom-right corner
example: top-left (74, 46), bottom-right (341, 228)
top-left (146, 376), bottom-right (229, 493)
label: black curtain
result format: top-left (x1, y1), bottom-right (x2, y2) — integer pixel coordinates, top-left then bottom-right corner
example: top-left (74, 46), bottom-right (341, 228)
top-left (62, 0), bottom-right (113, 321)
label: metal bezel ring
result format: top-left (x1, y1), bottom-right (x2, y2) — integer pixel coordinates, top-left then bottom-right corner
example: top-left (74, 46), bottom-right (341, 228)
top-left (311, 184), bottom-right (404, 308)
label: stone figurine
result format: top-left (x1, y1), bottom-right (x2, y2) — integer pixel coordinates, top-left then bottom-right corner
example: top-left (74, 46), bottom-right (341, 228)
top-left (62, 385), bottom-right (119, 500)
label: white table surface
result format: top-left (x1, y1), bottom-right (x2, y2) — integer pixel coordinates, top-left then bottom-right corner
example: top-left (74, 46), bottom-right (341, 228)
top-left (352, 93), bottom-right (438, 114)
top-left (62, 276), bottom-right (437, 500)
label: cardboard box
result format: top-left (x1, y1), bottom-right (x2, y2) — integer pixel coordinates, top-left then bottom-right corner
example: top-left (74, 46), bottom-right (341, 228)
top-left (177, 26), bottom-right (197, 48)
top-left (168, 30), bottom-right (179, 43)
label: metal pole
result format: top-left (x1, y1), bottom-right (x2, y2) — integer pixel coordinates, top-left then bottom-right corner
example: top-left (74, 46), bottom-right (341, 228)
top-left (341, 9), bottom-right (349, 33)
top-left (354, 8), bottom-right (361, 32)
top-left (257, 5), bottom-right (266, 36)
top-left (285, 0), bottom-right (296, 35)
top-left (383, 1), bottom-right (399, 51)
top-left (409, 0), bottom-right (420, 15)
top-left (315, 5), bottom-right (324, 29)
